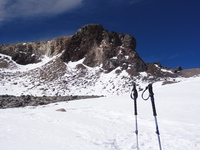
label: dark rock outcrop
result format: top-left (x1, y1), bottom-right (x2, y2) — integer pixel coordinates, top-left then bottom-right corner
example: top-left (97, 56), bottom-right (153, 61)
top-left (0, 24), bottom-right (147, 73)
top-left (60, 24), bottom-right (147, 73)
top-left (0, 36), bottom-right (72, 65)
top-left (0, 95), bottom-right (102, 109)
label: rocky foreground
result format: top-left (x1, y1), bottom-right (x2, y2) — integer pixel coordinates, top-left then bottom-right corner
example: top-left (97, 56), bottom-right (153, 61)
top-left (0, 95), bottom-right (102, 109)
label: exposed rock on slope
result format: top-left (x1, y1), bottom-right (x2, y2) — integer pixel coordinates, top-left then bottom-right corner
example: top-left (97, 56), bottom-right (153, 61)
top-left (0, 36), bottom-right (72, 65)
top-left (0, 95), bottom-right (102, 109)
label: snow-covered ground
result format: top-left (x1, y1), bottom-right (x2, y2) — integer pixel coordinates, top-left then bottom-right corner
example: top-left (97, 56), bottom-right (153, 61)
top-left (1, 53), bottom-right (132, 96)
top-left (1, 53), bottom-right (183, 96)
top-left (0, 76), bottom-right (200, 150)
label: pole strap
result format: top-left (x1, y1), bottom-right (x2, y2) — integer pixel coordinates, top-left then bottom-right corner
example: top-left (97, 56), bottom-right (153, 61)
top-left (142, 83), bottom-right (157, 116)
top-left (141, 83), bottom-right (154, 100)
top-left (130, 82), bottom-right (138, 99)
top-left (141, 86), bottom-right (149, 100)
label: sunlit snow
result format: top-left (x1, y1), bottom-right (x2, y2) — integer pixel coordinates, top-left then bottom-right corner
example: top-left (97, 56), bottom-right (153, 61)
top-left (0, 77), bottom-right (200, 150)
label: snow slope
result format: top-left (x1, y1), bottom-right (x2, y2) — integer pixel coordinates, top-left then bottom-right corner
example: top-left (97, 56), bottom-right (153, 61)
top-left (0, 77), bottom-right (200, 150)
top-left (1, 53), bottom-right (182, 96)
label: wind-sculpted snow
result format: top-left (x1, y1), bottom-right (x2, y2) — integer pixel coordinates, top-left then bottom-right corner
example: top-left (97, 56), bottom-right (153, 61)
top-left (0, 77), bottom-right (200, 149)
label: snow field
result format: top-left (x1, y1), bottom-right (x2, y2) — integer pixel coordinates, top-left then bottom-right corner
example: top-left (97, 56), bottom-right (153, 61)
top-left (0, 77), bottom-right (200, 150)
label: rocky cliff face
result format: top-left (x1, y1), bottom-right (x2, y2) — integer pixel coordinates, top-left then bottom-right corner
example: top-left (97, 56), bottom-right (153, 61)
top-left (0, 36), bottom-right (72, 65)
top-left (61, 24), bottom-right (147, 73)
top-left (0, 24), bottom-right (147, 73)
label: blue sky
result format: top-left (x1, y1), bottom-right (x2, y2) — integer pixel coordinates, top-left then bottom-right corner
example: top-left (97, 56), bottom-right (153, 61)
top-left (0, 0), bottom-right (199, 69)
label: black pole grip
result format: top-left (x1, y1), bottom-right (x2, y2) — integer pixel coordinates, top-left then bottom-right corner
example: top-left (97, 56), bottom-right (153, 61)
top-left (131, 82), bottom-right (138, 115)
top-left (133, 82), bottom-right (138, 99)
top-left (134, 98), bottom-right (137, 115)
top-left (151, 97), bottom-right (157, 116)
top-left (148, 84), bottom-right (157, 116)
top-left (148, 83), bottom-right (154, 97)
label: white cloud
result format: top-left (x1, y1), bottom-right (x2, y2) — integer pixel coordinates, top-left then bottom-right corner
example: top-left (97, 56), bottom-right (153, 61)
top-left (0, 0), bottom-right (83, 22)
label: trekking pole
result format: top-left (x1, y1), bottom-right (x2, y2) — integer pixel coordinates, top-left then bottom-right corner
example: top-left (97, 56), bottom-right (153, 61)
top-left (130, 82), bottom-right (139, 150)
top-left (142, 83), bottom-right (162, 150)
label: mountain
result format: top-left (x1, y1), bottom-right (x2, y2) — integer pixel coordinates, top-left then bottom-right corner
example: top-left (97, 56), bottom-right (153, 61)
top-left (0, 24), bottom-right (147, 73)
top-left (0, 24), bottom-right (200, 98)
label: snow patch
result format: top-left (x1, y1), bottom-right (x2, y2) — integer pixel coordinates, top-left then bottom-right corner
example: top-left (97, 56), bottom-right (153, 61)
top-left (161, 68), bottom-right (173, 73)
top-left (139, 72), bottom-right (148, 77)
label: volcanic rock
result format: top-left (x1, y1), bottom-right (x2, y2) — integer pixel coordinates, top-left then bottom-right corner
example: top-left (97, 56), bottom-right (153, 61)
top-left (0, 24), bottom-right (147, 73)
top-left (0, 36), bottom-right (72, 65)
top-left (60, 24), bottom-right (147, 73)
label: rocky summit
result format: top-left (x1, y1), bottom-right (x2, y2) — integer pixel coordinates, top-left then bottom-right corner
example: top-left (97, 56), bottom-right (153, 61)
top-left (0, 24), bottom-right (147, 74)
top-left (60, 24), bottom-right (147, 73)
top-left (0, 24), bottom-right (200, 101)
